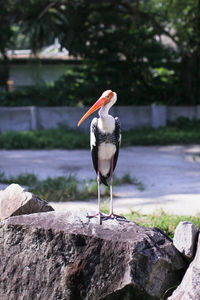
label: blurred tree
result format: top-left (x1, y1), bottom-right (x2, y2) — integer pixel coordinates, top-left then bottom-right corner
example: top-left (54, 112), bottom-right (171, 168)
top-left (15, 0), bottom-right (59, 53)
top-left (2, 0), bottom-right (200, 105)
top-left (39, 0), bottom-right (200, 105)
top-left (116, 0), bottom-right (200, 105)
top-left (0, 1), bottom-right (16, 90)
top-left (157, 0), bottom-right (200, 104)
top-left (23, 0), bottom-right (173, 105)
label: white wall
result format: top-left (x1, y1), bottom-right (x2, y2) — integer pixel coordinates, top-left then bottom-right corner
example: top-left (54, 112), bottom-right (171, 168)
top-left (0, 105), bottom-right (200, 132)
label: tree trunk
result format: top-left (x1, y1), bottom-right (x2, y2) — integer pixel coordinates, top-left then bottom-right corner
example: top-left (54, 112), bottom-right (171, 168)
top-left (0, 55), bottom-right (9, 91)
top-left (180, 52), bottom-right (200, 105)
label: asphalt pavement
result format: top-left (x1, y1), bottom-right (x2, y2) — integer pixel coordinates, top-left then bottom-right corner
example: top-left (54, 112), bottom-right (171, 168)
top-left (0, 145), bottom-right (200, 215)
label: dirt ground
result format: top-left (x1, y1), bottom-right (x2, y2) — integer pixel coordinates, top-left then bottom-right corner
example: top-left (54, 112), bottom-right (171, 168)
top-left (0, 145), bottom-right (200, 215)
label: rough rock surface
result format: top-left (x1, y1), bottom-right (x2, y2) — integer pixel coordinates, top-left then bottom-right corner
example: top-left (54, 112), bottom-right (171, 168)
top-left (0, 211), bottom-right (186, 300)
top-left (168, 233), bottom-right (200, 300)
top-left (0, 184), bottom-right (54, 220)
top-left (173, 221), bottom-right (198, 261)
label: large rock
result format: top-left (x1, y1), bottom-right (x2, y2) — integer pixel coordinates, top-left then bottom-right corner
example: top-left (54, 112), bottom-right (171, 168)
top-left (168, 233), bottom-right (200, 300)
top-left (0, 211), bottom-right (186, 300)
top-left (0, 184), bottom-right (54, 220)
top-left (173, 221), bottom-right (198, 261)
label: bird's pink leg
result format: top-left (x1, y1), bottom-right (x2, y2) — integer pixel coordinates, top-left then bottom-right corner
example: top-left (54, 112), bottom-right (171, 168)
top-left (87, 160), bottom-right (107, 220)
top-left (109, 155), bottom-right (114, 216)
top-left (107, 156), bottom-right (126, 220)
top-left (97, 169), bottom-right (101, 214)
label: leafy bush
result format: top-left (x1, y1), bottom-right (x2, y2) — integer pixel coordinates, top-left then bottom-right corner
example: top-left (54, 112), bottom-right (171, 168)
top-left (123, 118), bottom-right (200, 146)
top-left (0, 127), bottom-right (89, 149)
top-left (0, 67), bottom-right (85, 107)
top-left (0, 62), bottom-right (182, 107)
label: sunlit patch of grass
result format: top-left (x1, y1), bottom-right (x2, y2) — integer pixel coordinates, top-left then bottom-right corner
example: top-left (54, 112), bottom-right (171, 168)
top-left (125, 209), bottom-right (200, 239)
top-left (1, 171), bottom-right (199, 241)
top-left (99, 208), bottom-right (200, 240)
top-left (100, 201), bottom-right (110, 215)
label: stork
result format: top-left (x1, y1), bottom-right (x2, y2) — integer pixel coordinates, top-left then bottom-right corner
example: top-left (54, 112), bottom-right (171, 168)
top-left (77, 90), bottom-right (125, 221)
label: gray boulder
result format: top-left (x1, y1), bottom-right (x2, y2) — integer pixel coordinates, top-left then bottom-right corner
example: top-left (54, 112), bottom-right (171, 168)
top-left (173, 221), bottom-right (198, 261)
top-left (0, 211), bottom-right (186, 300)
top-left (168, 232), bottom-right (200, 300)
top-left (0, 183), bottom-right (54, 220)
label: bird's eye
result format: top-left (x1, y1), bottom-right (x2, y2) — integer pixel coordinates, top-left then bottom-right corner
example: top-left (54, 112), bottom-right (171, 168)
top-left (107, 95), bottom-right (110, 99)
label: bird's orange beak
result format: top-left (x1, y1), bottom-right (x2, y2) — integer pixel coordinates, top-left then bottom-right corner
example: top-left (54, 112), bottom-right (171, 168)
top-left (77, 96), bottom-right (108, 127)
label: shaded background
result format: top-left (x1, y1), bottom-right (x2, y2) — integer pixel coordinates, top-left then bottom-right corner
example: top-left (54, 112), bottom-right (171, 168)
top-left (0, 0), bottom-right (200, 107)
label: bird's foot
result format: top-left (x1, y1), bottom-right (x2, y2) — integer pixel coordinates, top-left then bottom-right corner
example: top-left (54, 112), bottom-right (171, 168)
top-left (106, 212), bottom-right (126, 220)
top-left (87, 211), bottom-right (108, 224)
top-left (87, 211), bottom-right (108, 219)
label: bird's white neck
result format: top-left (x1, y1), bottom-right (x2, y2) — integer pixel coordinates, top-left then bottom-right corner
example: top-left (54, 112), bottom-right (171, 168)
top-left (98, 91), bottom-right (117, 119)
top-left (97, 92), bottom-right (117, 133)
top-left (98, 106), bottom-right (115, 133)
top-left (99, 104), bottom-right (110, 119)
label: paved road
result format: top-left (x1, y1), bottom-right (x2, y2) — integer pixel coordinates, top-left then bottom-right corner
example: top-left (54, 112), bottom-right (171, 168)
top-left (0, 145), bottom-right (200, 215)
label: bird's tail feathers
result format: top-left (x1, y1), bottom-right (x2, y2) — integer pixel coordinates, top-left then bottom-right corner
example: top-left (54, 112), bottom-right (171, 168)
top-left (100, 174), bottom-right (108, 186)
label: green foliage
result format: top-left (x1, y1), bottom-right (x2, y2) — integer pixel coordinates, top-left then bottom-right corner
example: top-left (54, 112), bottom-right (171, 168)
top-left (125, 209), bottom-right (200, 239)
top-left (113, 173), bottom-right (133, 185)
top-left (1, 170), bottom-right (199, 239)
top-left (0, 172), bottom-right (100, 201)
top-left (123, 118), bottom-right (200, 146)
top-left (0, 172), bottom-right (38, 186)
top-left (31, 175), bottom-right (82, 202)
top-left (0, 172), bottom-right (138, 202)
top-left (1, 0), bottom-right (200, 104)
top-left (113, 174), bottom-right (145, 191)
top-left (0, 118), bottom-right (200, 149)
top-left (0, 127), bottom-right (89, 149)
top-left (0, 75), bottom-right (81, 106)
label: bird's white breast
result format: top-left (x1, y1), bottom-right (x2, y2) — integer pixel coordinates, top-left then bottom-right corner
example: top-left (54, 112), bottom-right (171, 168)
top-left (98, 143), bottom-right (116, 160)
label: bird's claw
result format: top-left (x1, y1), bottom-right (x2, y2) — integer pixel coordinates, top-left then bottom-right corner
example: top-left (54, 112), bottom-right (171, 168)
top-left (87, 212), bottom-right (127, 224)
top-left (87, 211), bottom-right (108, 219)
top-left (106, 213), bottom-right (126, 220)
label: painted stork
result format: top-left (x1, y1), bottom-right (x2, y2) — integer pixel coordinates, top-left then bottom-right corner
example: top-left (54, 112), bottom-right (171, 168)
top-left (77, 90), bottom-right (125, 220)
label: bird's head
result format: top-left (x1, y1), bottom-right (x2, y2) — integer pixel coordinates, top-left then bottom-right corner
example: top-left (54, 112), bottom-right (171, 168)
top-left (77, 90), bottom-right (117, 127)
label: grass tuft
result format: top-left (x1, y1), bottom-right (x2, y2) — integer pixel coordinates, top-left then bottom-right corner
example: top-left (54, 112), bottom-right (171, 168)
top-left (1, 172), bottom-right (199, 239)
top-left (0, 172), bottom-right (140, 202)
top-left (113, 173), bottom-right (145, 190)
top-left (125, 209), bottom-right (200, 239)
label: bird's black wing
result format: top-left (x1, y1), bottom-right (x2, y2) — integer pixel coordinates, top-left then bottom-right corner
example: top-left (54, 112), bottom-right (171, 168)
top-left (90, 117), bottom-right (108, 186)
top-left (90, 117), bottom-right (99, 174)
top-left (113, 117), bottom-right (121, 172)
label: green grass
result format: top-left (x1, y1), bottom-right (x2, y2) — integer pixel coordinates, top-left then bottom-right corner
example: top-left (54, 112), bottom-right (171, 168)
top-left (1, 172), bottom-right (199, 239)
top-left (113, 173), bottom-right (145, 191)
top-left (0, 172), bottom-right (98, 201)
top-left (0, 172), bottom-right (38, 186)
top-left (0, 118), bottom-right (200, 149)
top-left (123, 117), bottom-right (200, 146)
top-left (100, 207), bottom-right (200, 239)
top-left (0, 127), bottom-right (89, 150)
top-left (0, 172), bottom-right (141, 202)
top-left (125, 210), bottom-right (200, 239)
